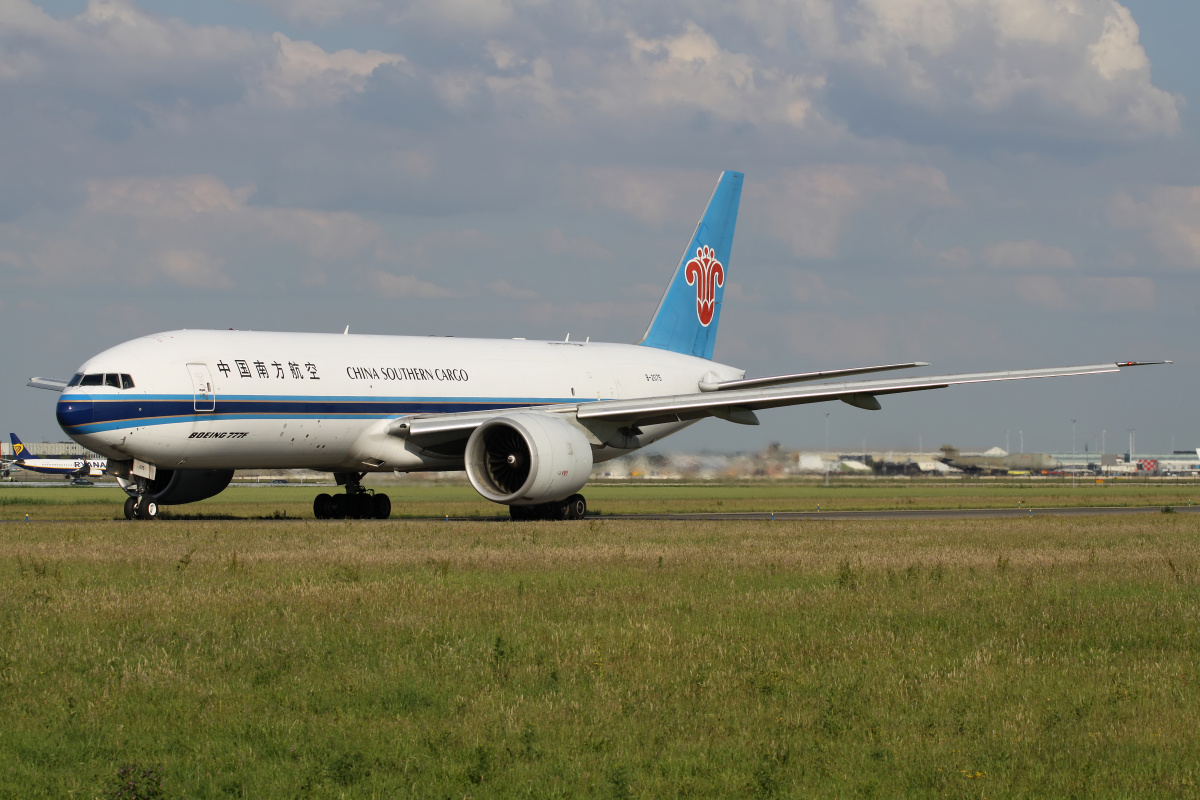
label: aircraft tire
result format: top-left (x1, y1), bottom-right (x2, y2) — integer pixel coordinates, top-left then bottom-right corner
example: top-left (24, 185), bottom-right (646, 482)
top-left (509, 504), bottom-right (532, 521)
top-left (329, 494), bottom-right (346, 519)
top-left (123, 496), bottom-right (136, 520)
top-left (354, 493), bottom-right (372, 519)
top-left (313, 493), bottom-right (332, 519)
top-left (545, 500), bottom-right (569, 521)
top-left (565, 494), bottom-right (587, 520)
top-left (373, 493), bottom-right (391, 520)
top-left (137, 500), bottom-right (158, 520)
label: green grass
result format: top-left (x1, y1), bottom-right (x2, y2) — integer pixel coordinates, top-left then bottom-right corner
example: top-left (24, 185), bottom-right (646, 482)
top-left (2, 478), bottom-right (1198, 520)
top-left (2, 513), bottom-right (1199, 797)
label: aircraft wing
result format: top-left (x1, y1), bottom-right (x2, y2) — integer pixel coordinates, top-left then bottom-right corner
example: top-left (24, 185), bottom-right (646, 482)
top-left (28, 377), bottom-right (69, 392)
top-left (573, 361), bottom-right (1162, 427)
top-left (392, 361), bottom-right (1166, 443)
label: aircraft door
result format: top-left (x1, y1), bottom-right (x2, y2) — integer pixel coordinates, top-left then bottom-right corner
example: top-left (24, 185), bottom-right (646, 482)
top-left (188, 363), bottom-right (216, 412)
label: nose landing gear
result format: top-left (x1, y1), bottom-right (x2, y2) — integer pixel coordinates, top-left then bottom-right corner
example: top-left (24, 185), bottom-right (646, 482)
top-left (313, 473), bottom-right (391, 519)
top-left (123, 493), bottom-right (159, 520)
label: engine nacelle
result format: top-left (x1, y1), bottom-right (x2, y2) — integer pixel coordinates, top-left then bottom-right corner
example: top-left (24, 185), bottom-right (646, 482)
top-left (147, 469), bottom-right (235, 505)
top-left (465, 413), bottom-right (593, 505)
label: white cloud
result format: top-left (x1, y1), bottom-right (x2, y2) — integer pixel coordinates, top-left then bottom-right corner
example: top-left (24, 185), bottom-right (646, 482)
top-left (0, 0), bottom-right (405, 111)
top-left (487, 278), bottom-right (539, 299)
top-left (542, 229), bottom-right (614, 261)
top-left (566, 167), bottom-right (718, 227)
top-left (591, 21), bottom-right (823, 129)
top-left (803, 0), bottom-right (1180, 140)
top-left (791, 271), bottom-right (833, 305)
top-left (253, 33), bottom-right (406, 108)
top-left (981, 240), bottom-right (1076, 270)
top-left (1082, 276), bottom-right (1155, 311)
top-left (1111, 187), bottom-right (1200, 269)
top-left (1014, 274), bottom-right (1070, 308)
top-left (370, 271), bottom-right (457, 298)
top-left (753, 165), bottom-right (956, 258)
top-left (154, 249), bottom-right (232, 289)
top-left (87, 175), bottom-right (383, 260)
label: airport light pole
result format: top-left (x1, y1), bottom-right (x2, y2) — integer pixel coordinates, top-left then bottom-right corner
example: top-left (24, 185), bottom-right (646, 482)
top-left (824, 413), bottom-right (829, 453)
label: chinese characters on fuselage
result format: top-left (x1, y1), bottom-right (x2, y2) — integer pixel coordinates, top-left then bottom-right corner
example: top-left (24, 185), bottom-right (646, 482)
top-left (216, 360), bottom-right (320, 380)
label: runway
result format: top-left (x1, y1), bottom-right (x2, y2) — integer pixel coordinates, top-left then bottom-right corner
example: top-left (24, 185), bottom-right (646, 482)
top-left (4, 505), bottom-right (1199, 523)
top-left (602, 505), bottom-right (1200, 521)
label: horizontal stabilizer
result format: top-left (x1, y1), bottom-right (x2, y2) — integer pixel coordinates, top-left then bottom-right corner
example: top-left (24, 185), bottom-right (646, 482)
top-left (28, 377), bottom-right (68, 392)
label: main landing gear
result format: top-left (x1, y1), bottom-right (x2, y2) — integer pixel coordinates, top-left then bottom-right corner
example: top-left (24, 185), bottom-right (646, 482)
top-left (313, 473), bottom-right (391, 520)
top-left (509, 494), bottom-right (587, 521)
top-left (122, 494), bottom-right (159, 521)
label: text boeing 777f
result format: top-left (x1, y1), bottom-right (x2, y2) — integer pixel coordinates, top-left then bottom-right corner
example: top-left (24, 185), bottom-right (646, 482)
top-left (28, 171), bottom-right (1167, 520)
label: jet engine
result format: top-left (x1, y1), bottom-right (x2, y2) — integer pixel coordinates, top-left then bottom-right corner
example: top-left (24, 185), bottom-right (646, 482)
top-left (465, 413), bottom-right (593, 505)
top-left (145, 469), bottom-right (235, 505)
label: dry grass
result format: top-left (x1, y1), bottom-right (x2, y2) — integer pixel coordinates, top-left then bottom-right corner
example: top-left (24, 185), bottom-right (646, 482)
top-left (2, 512), bottom-right (1200, 797)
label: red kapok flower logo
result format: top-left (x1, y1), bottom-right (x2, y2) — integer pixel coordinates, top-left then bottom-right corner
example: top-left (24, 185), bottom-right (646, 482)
top-left (684, 245), bottom-right (724, 327)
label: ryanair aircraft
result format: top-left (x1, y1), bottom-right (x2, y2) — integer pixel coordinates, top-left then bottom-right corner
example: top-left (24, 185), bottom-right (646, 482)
top-left (7, 433), bottom-right (106, 479)
top-left (28, 172), bottom-right (1165, 520)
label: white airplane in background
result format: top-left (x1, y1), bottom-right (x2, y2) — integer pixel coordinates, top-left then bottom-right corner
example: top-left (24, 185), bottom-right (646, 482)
top-left (6, 433), bottom-right (106, 479)
top-left (28, 171), bottom-right (1167, 520)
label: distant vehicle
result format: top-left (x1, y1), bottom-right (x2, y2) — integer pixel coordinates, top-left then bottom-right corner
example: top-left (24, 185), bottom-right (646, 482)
top-left (938, 445), bottom-right (1061, 475)
top-left (8, 433), bottom-right (107, 479)
top-left (269, 479), bottom-right (288, 485)
top-left (70, 477), bottom-right (94, 486)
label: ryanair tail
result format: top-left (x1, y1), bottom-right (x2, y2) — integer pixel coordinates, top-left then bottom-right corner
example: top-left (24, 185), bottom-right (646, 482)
top-left (9, 433), bottom-right (33, 461)
top-left (638, 170), bottom-right (743, 361)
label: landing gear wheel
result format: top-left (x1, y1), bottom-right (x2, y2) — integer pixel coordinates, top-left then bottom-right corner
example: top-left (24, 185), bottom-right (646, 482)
top-left (124, 496), bottom-right (136, 520)
top-left (372, 493), bottom-right (391, 520)
top-left (313, 493), bottom-right (332, 519)
top-left (565, 494), bottom-right (587, 520)
top-left (329, 494), bottom-right (346, 519)
top-left (509, 504), bottom-right (533, 521)
top-left (136, 499), bottom-right (158, 520)
top-left (350, 493), bottom-right (370, 519)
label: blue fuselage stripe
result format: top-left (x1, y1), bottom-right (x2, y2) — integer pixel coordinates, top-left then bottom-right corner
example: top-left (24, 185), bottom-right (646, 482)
top-left (57, 395), bottom-right (586, 434)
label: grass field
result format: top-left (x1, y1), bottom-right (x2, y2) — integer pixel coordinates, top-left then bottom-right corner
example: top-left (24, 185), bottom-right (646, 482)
top-left (2, 478), bottom-right (1198, 521)
top-left (2, 499), bottom-right (1199, 797)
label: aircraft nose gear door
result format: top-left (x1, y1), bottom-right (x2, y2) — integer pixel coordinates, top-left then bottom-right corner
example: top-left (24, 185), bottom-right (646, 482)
top-left (188, 363), bottom-right (216, 412)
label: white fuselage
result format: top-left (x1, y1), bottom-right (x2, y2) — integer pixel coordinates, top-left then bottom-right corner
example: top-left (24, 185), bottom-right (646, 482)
top-left (12, 457), bottom-right (106, 477)
top-left (58, 330), bottom-right (744, 473)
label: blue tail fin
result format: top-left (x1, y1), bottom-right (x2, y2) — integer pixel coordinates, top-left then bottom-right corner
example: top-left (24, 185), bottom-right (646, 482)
top-left (638, 170), bottom-right (743, 361)
top-left (10, 433), bottom-right (34, 460)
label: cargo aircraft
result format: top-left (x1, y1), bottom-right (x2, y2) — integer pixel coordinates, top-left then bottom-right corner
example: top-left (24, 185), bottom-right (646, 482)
top-left (27, 172), bottom-right (1166, 520)
top-left (6, 433), bottom-right (106, 479)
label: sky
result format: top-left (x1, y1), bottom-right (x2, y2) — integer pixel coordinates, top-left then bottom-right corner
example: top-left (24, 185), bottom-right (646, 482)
top-left (2, 0), bottom-right (1197, 457)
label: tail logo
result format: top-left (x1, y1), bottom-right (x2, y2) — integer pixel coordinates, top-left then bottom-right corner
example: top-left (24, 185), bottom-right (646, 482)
top-left (684, 245), bottom-right (724, 327)
top-left (13, 443), bottom-right (23, 458)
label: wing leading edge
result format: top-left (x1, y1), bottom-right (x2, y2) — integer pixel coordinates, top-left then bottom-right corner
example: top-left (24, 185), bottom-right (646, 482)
top-left (391, 361), bottom-right (1168, 443)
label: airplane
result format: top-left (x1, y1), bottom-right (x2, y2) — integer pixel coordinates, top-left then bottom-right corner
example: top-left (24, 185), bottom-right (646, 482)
top-left (937, 444), bottom-right (1061, 475)
top-left (7, 433), bottom-right (107, 479)
top-left (26, 171), bottom-right (1168, 521)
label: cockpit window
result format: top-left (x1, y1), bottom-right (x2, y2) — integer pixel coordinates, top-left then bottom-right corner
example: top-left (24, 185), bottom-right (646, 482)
top-left (104, 374), bottom-right (121, 388)
top-left (68, 374), bottom-right (83, 387)
top-left (79, 374), bottom-right (103, 386)
top-left (120, 374), bottom-right (135, 389)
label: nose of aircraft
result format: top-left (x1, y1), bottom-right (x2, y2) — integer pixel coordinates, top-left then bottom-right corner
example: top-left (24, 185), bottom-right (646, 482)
top-left (57, 394), bottom-right (94, 429)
